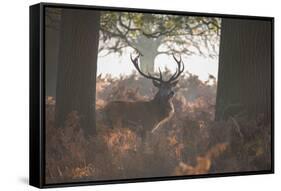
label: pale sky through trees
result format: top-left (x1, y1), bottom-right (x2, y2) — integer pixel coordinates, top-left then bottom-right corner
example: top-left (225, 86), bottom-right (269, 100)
top-left (97, 12), bottom-right (221, 81)
top-left (44, 8), bottom-right (220, 83)
top-left (97, 50), bottom-right (218, 81)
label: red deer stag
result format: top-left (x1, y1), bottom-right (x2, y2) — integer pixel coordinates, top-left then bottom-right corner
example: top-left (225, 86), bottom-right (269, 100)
top-left (104, 54), bottom-right (184, 140)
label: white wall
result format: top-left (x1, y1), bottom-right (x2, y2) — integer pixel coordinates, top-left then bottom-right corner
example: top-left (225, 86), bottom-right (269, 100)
top-left (0, 0), bottom-right (279, 190)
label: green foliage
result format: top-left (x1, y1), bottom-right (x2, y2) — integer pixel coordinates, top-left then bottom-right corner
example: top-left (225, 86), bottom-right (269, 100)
top-left (99, 11), bottom-right (221, 57)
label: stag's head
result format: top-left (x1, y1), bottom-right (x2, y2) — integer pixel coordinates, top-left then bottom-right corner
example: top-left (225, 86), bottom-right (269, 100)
top-left (130, 54), bottom-right (184, 102)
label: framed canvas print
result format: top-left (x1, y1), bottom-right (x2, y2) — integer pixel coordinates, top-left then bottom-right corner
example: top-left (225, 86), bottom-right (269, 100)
top-left (29, 2), bottom-right (274, 188)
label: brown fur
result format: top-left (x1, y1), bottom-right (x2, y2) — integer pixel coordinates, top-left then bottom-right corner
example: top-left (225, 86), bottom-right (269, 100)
top-left (104, 98), bottom-right (174, 138)
top-left (103, 54), bottom-right (184, 140)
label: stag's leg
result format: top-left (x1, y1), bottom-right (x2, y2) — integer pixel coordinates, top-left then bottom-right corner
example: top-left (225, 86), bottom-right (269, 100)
top-left (102, 110), bottom-right (114, 129)
top-left (141, 131), bottom-right (155, 154)
top-left (140, 131), bottom-right (146, 144)
top-left (106, 119), bottom-right (114, 129)
top-left (115, 118), bottom-right (123, 129)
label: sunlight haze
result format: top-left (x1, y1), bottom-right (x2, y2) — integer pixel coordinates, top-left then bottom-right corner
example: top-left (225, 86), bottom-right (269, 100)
top-left (97, 52), bottom-right (218, 81)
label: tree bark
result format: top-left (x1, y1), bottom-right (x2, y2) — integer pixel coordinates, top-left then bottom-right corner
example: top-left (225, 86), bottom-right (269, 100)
top-left (215, 18), bottom-right (272, 122)
top-left (45, 23), bottom-right (59, 97)
top-left (55, 9), bottom-right (100, 135)
top-left (139, 52), bottom-right (157, 74)
top-left (134, 34), bottom-right (161, 73)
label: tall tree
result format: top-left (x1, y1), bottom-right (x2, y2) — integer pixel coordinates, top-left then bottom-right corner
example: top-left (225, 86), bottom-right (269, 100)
top-left (55, 9), bottom-right (100, 135)
top-left (45, 11), bottom-right (221, 96)
top-left (215, 18), bottom-right (272, 121)
top-left (100, 12), bottom-right (220, 73)
top-left (45, 8), bottom-right (61, 97)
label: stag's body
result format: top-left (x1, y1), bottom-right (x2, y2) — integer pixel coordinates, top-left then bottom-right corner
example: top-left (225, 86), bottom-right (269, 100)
top-left (104, 95), bottom-right (174, 137)
top-left (103, 54), bottom-right (184, 140)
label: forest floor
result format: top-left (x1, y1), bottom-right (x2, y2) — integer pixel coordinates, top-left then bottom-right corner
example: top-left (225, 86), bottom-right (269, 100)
top-left (45, 72), bottom-right (271, 184)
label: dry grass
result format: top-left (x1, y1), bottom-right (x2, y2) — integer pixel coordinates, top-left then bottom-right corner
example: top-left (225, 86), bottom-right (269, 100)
top-left (45, 73), bottom-right (271, 183)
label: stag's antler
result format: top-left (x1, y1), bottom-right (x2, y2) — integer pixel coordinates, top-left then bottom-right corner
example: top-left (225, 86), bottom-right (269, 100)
top-left (167, 54), bottom-right (185, 83)
top-left (130, 53), bottom-right (184, 83)
top-left (130, 54), bottom-right (164, 83)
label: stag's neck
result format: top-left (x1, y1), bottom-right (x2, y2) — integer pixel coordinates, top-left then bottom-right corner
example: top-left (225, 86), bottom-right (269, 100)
top-left (152, 97), bottom-right (172, 105)
top-left (152, 97), bottom-right (174, 114)
top-left (150, 97), bottom-right (175, 133)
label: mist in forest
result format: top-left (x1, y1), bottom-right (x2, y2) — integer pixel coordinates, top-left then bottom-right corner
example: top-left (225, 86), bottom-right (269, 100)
top-left (45, 8), bottom-right (272, 184)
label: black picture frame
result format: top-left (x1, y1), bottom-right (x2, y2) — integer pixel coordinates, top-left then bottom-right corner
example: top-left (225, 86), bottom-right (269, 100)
top-left (30, 2), bottom-right (274, 188)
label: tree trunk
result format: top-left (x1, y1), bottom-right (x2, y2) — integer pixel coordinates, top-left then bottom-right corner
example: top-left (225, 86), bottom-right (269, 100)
top-left (45, 24), bottom-right (59, 97)
top-left (215, 18), bottom-right (272, 121)
top-left (134, 34), bottom-right (161, 73)
top-left (139, 52), bottom-right (157, 74)
top-left (55, 9), bottom-right (100, 135)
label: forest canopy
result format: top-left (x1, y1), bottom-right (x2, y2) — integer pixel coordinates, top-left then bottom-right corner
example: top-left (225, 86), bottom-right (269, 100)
top-left (99, 12), bottom-right (221, 72)
top-left (99, 12), bottom-right (221, 56)
top-left (46, 8), bottom-right (221, 73)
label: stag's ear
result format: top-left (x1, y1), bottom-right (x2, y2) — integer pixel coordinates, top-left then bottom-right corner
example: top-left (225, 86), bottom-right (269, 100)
top-left (170, 80), bottom-right (179, 87)
top-left (152, 80), bottom-right (161, 88)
